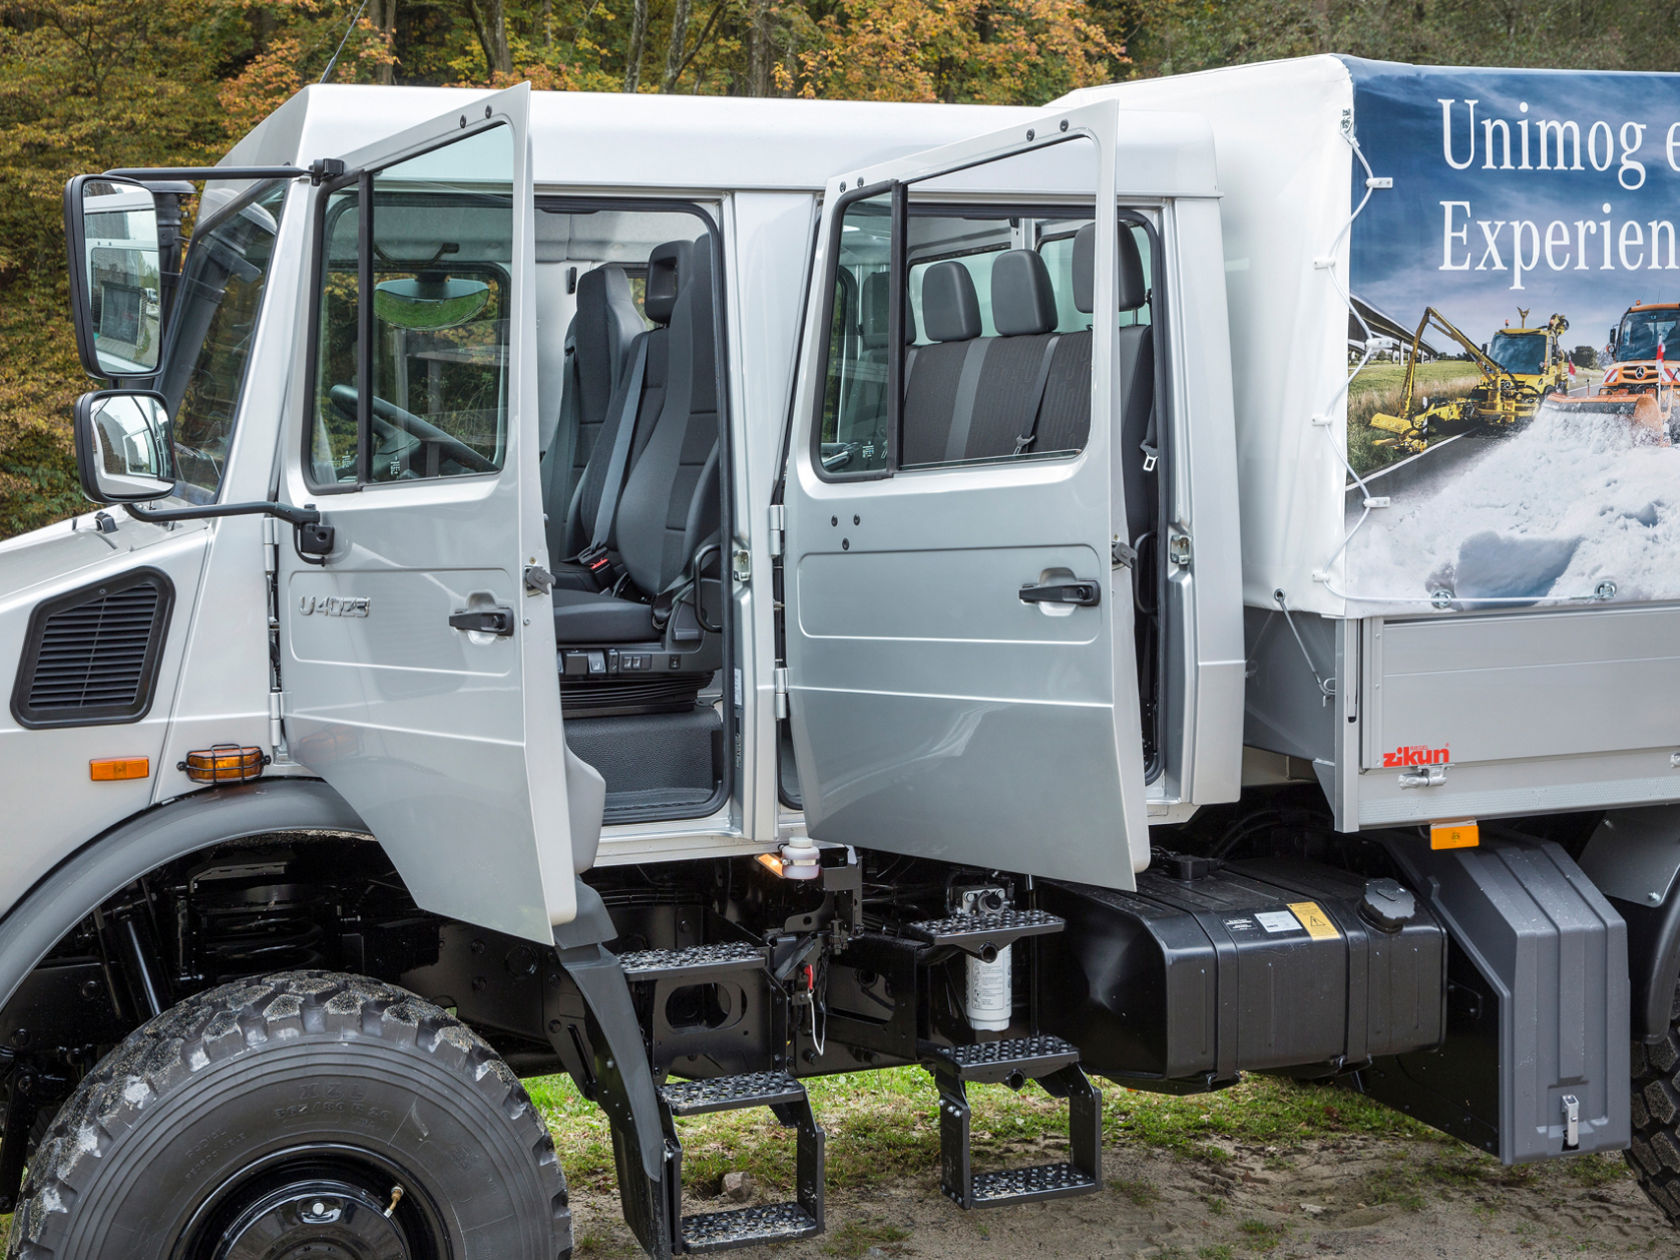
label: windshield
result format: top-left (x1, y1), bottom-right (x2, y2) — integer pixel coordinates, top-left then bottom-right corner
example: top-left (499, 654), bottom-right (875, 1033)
top-left (158, 182), bottom-right (287, 502)
top-left (1486, 331), bottom-right (1547, 376)
top-left (1616, 309), bottom-right (1680, 362)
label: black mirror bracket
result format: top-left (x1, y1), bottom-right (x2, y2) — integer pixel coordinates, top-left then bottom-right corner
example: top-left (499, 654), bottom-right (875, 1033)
top-left (123, 500), bottom-right (336, 563)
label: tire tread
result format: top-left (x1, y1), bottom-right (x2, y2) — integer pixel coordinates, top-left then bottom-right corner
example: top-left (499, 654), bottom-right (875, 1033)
top-left (8, 970), bottom-right (568, 1260)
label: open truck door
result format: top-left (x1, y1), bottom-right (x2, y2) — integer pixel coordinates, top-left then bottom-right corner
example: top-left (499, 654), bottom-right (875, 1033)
top-left (276, 85), bottom-right (592, 945)
top-left (782, 101), bottom-right (1151, 888)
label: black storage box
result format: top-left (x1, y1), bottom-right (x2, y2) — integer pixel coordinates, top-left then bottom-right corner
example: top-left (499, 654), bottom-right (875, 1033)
top-left (1039, 857), bottom-right (1447, 1086)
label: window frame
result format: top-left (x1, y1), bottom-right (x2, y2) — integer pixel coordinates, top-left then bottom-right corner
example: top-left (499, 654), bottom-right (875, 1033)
top-left (809, 180), bottom-right (899, 484)
top-left (302, 142), bottom-right (520, 494)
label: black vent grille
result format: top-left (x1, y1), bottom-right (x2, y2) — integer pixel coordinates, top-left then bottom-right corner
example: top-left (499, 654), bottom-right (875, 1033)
top-left (12, 569), bottom-right (173, 728)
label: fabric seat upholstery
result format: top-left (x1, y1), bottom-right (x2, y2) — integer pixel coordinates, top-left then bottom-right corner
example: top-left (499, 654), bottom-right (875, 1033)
top-left (902, 260), bottom-right (985, 465)
top-left (961, 249), bottom-right (1062, 460)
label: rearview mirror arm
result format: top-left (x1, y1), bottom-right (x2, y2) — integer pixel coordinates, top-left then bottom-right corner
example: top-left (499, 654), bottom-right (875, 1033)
top-left (103, 160), bottom-right (348, 186)
top-left (123, 500), bottom-right (335, 562)
top-left (123, 499), bottom-right (319, 526)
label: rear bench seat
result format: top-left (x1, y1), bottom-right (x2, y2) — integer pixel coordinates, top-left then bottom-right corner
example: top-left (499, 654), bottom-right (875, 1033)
top-left (898, 228), bottom-right (1154, 550)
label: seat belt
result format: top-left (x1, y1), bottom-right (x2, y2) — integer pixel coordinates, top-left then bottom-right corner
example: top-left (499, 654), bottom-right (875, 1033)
top-left (576, 336), bottom-right (648, 588)
top-left (543, 344), bottom-right (581, 560)
top-left (1014, 335), bottom-right (1062, 455)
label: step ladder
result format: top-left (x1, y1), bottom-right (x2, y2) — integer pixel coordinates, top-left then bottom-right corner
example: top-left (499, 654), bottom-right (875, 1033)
top-left (660, 1070), bottom-right (826, 1253)
top-left (927, 1034), bottom-right (1102, 1209)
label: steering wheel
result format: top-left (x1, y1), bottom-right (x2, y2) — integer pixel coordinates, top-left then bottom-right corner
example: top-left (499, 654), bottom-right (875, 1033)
top-left (329, 384), bottom-right (497, 476)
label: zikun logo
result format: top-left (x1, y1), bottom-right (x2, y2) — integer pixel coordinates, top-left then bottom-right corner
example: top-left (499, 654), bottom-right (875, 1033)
top-left (1382, 744), bottom-right (1450, 768)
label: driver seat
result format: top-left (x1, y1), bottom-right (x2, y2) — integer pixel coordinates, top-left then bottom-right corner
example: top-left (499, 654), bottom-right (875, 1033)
top-left (551, 236), bottom-right (720, 644)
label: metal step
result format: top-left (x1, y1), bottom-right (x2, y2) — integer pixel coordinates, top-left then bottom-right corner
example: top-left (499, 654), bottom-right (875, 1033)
top-left (662, 1071), bottom-right (807, 1118)
top-left (680, 1202), bottom-right (821, 1253)
top-left (661, 1070), bottom-right (826, 1253)
top-left (931, 1034), bottom-right (1081, 1084)
top-left (618, 941), bottom-right (767, 981)
top-left (932, 1054), bottom-right (1102, 1212)
top-left (970, 1163), bottom-right (1099, 1206)
top-left (905, 908), bottom-right (1064, 956)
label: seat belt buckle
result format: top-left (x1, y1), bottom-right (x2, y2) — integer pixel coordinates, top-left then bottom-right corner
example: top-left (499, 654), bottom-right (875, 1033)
top-left (577, 544), bottom-right (620, 591)
top-left (1141, 445), bottom-right (1158, 474)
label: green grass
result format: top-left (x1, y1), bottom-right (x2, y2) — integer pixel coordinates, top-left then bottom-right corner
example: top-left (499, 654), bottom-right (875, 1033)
top-left (823, 1219), bottom-right (911, 1257)
top-left (1346, 359), bottom-right (1486, 477)
top-left (526, 1069), bottom-right (1450, 1199)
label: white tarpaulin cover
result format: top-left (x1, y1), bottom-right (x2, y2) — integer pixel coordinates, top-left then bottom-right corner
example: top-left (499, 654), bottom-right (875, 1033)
top-left (1063, 56), bottom-right (1680, 618)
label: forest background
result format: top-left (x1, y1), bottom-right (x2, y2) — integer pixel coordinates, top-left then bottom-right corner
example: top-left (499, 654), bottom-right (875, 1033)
top-left (0, 0), bottom-right (1668, 534)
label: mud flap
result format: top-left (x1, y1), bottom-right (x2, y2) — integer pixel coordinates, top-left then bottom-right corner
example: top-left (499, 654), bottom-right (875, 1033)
top-left (1360, 834), bottom-right (1629, 1163)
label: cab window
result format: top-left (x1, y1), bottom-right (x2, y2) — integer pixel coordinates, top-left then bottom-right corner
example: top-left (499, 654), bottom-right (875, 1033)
top-left (308, 124), bottom-right (513, 488)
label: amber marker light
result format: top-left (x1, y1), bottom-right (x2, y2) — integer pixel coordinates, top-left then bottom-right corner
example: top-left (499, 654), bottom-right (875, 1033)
top-left (89, 757), bottom-right (149, 782)
top-left (1431, 819), bottom-right (1479, 850)
top-left (756, 852), bottom-right (787, 877)
top-left (180, 745), bottom-right (268, 784)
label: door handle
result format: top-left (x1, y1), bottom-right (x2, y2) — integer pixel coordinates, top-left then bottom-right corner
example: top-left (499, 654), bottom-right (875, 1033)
top-left (1019, 579), bottom-right (1101, 607)
top-left (449, 606), bottom-right (516, 636)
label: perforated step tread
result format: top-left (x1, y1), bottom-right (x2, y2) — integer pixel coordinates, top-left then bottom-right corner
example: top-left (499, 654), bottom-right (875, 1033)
top-left (618, 941), bottom-right (766, 979)
top-left (970, 1162), bottom-right (1098, 1205)
top-left (681, 1202), bottom-right (820, 1252)
top-left (906, 908), bottom-right (1064, 950)
top-left (662, 1071), bottom-right (806, 1117)
top-left (932, 1035), bottom-right (1081, 1082)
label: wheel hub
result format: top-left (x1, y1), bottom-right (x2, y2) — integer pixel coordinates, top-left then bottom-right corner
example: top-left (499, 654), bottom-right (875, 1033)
top-left (213, 1179), bottom-right (409, 1260)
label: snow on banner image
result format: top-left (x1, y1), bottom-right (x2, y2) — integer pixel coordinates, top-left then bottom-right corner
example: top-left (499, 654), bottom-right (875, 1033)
top-left (1343, 61), bottom-right (1680, 610)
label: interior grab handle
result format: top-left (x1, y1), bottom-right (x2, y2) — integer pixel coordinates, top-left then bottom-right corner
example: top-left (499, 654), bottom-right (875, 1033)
top-left (1018, 579), bottom-right (1101, 607)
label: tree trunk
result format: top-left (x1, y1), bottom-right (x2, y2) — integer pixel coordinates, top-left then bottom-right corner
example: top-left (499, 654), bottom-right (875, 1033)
top-left (661, 0), bottom-right (692, 90)
top-left (373, 0), bottom-right (397, 85)
top-left (624, 0), bottom-right (649, 91)
top-left (543, 0), bottom-right (554, 52)
top-left (747, 0), bottom-right (771, 96)
top-left (466, 0), bottom-right (512, 79)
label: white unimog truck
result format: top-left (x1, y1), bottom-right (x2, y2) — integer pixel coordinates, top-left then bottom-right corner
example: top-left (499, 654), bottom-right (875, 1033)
top-left (4, 52), bottom-right (1679, 1256)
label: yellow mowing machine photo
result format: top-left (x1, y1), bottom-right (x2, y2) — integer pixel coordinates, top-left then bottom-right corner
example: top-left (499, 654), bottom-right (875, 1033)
top-left (1368, 307), bottom-right (1572, 454)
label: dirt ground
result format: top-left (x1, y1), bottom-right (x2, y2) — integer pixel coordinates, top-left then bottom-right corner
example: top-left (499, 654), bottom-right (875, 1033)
top-left (567, 1135), bottom-right (1674, 1260)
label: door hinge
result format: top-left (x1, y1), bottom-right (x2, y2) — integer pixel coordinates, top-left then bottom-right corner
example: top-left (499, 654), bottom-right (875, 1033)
top-left (768, 504), bottom-right (786, 559)
top-left (732, 547), bottom-right (752, 584)
top-left (773, 665), bottom-right (789, 720)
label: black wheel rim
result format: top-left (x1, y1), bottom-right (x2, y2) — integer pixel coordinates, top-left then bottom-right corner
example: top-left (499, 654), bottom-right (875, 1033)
top-left (174, 1145), bottom-right (451, 1260)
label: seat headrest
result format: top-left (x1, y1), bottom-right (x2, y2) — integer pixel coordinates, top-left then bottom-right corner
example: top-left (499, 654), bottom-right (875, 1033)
top-left (645, 239), bottom-right (691, 325)
top-left (991, 249), bottom-right (1058, 336)
top-left (1072, 223), bottom-right (1147, 314)
top-left (861, 271), bottom-right (891, 349)
top-left (921, 260), bottom-right (981, 343)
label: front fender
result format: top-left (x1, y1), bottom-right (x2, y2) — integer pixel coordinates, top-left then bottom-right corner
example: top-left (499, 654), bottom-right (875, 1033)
top-left (0, 779), bottom-right (366, 1012)
top-left (1579, 805), bottom-right (1680, 1041)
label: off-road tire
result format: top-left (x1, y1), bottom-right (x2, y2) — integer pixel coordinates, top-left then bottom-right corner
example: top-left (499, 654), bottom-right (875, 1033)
top-left (7, 970), bottom-right (570, 1259)
top-left (1629, 989), bottom-right (1680, 1226)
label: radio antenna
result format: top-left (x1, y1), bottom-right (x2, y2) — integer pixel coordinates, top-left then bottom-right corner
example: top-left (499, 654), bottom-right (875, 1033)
top-left (320, 0), bottom-right (372, 84)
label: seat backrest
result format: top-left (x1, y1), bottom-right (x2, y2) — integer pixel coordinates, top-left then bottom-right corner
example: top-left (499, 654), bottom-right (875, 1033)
top-left (960, 248), bottom-right (1061, 460)
top-left (901, 260), bottom-right (985, 465)
top-left (1060, 222), bottom-right (1154, 543)
top-left (614, 234), bottom-right (721, 596)
top-left (544, 262), bottom-right (642, 560)
top-left (562, 239), bottom-right (690, 556)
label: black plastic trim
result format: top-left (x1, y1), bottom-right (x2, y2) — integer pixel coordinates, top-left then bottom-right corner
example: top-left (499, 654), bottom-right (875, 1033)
top-left (9, 566), bottom-right (175, 729)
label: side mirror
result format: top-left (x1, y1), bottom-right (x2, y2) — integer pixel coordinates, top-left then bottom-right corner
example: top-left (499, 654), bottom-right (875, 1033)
top-left (74, 390), bottom-right (173, 503)
top-left (64, 175), bottom-right (164, 380)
